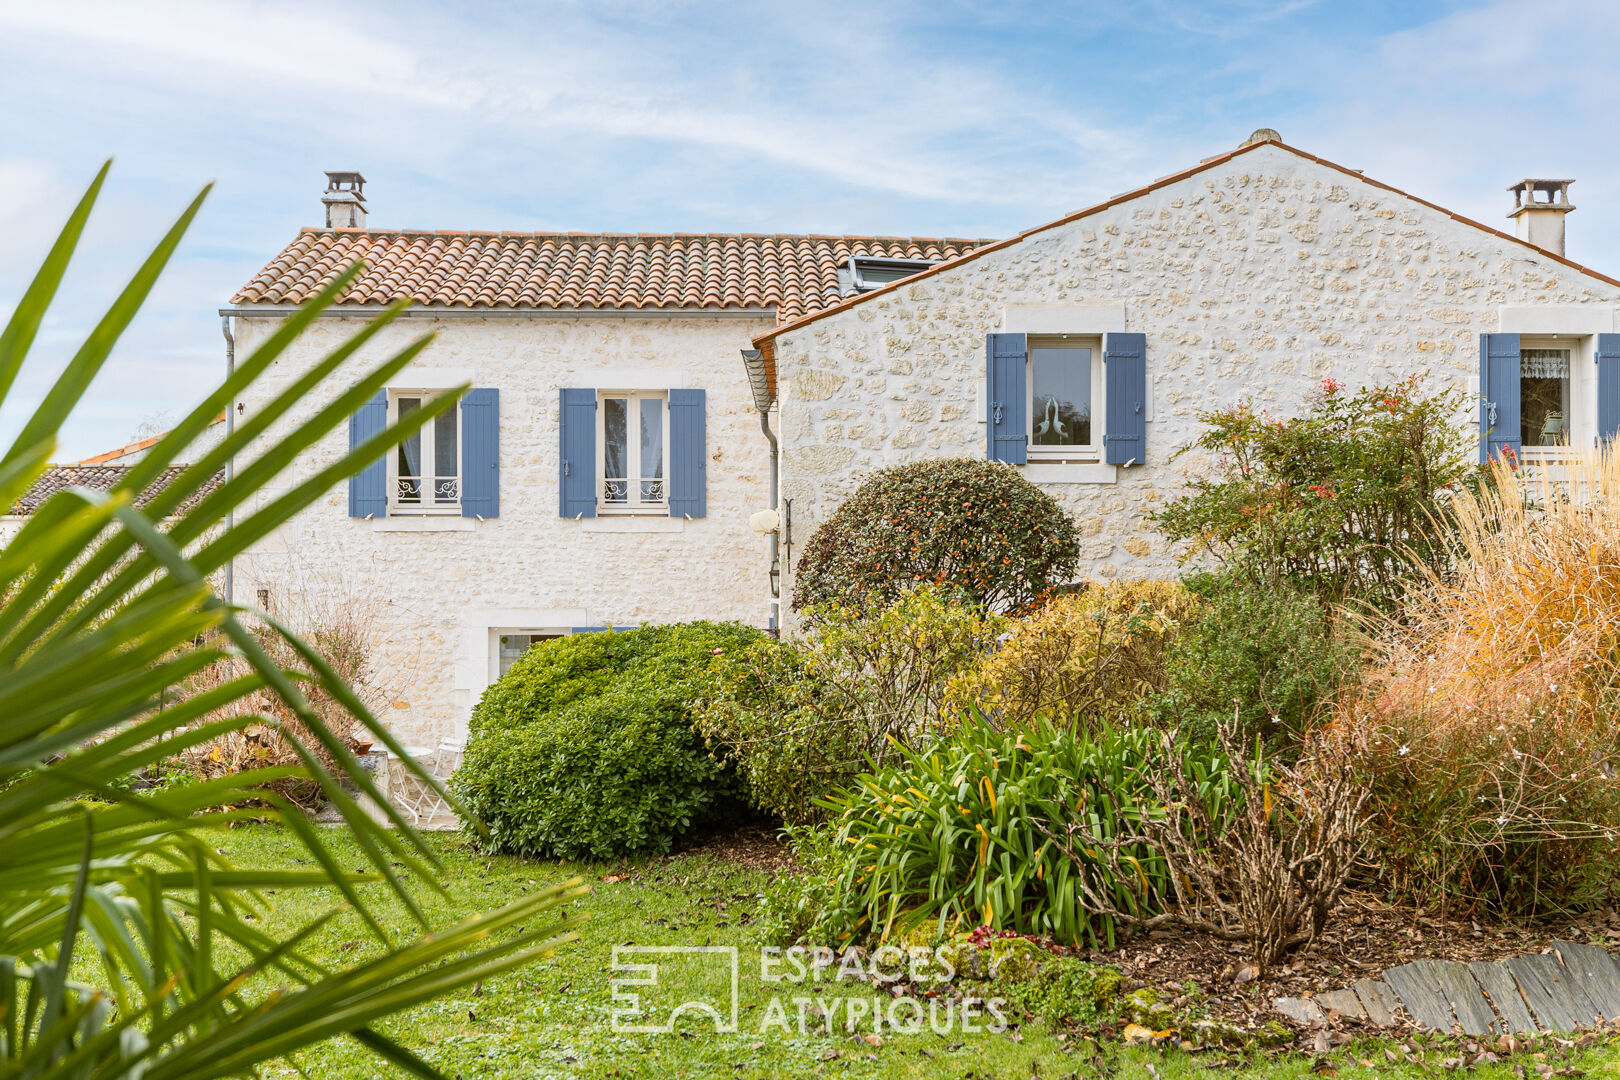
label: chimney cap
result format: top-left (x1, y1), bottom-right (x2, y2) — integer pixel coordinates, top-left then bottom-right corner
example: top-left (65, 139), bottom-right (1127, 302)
top-left (324, 171), bottom-right (367, 200)
top-left (1508, 178), bottom-right (1574, 210)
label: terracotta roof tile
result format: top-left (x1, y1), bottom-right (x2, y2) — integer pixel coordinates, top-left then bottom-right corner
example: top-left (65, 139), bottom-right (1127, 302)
top-left (11, 465), bottom-right (224, 516)
top-left (231, 233), bottom-right (992, 323)
top-left (74, 412), bottom-right (227, 465)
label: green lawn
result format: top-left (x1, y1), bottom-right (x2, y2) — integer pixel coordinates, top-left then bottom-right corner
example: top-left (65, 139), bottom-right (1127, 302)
top-left (213, 825), bottom-right (1620, 1079)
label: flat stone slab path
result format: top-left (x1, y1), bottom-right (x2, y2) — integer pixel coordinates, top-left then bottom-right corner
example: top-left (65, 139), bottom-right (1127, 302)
top-left (1275, 941), bottom-right (1620, 1035)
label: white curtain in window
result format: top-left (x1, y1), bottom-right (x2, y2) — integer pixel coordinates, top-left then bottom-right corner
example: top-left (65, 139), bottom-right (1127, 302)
top-left (1521, 349), bottom-right (1571, 379)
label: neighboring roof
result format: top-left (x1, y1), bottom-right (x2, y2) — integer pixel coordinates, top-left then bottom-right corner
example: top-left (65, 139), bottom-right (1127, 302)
top-left (743, 138), bottom-right (1620, 406)
top-left (76, 412), bottom-right (227, 466)
top-left (231, 232), bottom-right (991, 323)
top-left (11, 465), bottom-right (224, 516)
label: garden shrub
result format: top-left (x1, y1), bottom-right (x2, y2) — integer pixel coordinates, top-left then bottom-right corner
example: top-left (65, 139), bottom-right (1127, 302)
top-left (1153, 374), bottom-right (1477, 608)
top-left (1047, 721), bottom-right (1369, 973)
top-left (454, 621), bottom-right (762, 859)
top-left (1150, 571), bottom-right (1353, 747)
top-left (949, 579), bottom-right (1197, 728)
top-left (697, 586), bottom-right (1003, 823)
top-left (792, 458), bottom-right (1081, 614)
top-left (179, 585), bottom-right (388, 810)
top-left (789, 716), bottom-right (1237, 948)
top-left (1349, 453), bottom-right (1620, 914)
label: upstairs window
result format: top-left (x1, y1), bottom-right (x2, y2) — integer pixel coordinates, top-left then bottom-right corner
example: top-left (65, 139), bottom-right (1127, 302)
top-left (391, 392), bottom-right (460, 514)
top-left (848, 256), bottom-right (936, 293)
top-left (1521, 347), bottom-right (1572, 450)
top-left (1028, 335), bottom-right (1102, 460)
top-left (600, 391), bottom-right (668, 513)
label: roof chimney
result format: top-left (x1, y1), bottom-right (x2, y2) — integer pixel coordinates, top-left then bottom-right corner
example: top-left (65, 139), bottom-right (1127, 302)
top-left (1507, 179), bottom-right (1573, 256)
top-left (322, 171), bottom-right (367, 229)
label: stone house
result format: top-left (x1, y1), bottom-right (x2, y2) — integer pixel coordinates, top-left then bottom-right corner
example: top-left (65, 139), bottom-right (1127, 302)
top-left (745, 134), bottom-right (1620, 625)
top-left (220, 172), bottom-right (982, 807)
top-left (200, 135), bottom-right (1620, 812)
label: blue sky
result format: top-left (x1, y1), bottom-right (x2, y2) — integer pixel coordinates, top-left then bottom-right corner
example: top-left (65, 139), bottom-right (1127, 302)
top-left (1, 0), bottom-right (1616, 459)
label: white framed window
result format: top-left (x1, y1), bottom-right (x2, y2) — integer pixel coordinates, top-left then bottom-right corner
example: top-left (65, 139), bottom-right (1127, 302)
top-left (493, 629), bottom-right (565, 680)
top-left (1520, 336), bottom-right (1576, 457)
top-left (847, 255), bottom-right (937, 293)
top-left (390, 391), bottom-right (460, 514)
top-left (599, 391), bottom-right (668, 514)
top-left (1027, 334), bottom-right (1103, 462)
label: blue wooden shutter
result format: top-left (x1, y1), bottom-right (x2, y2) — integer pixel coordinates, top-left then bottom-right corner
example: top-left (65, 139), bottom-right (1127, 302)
top-left (460, 388), bottom-right (499, 518)
top-left (348, 390), bottom-right (387, 518)
top-left (1479, 333), bottom-right (1522, 463)
top-left (1103, 332), bottom-right (1147, 466)
top-left (669, 388), bottom-right (707, 518)
top-left (559, 388), bottom-right (597, 518)
top-left (1598, 334), bottom-right (1620, 447)
top-left (986, 333), bottom-right (1027, 464)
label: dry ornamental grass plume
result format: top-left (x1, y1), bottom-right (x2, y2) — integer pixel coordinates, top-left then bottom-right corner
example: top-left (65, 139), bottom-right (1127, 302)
top-left (1349, 450), bottom-right (1620, 913)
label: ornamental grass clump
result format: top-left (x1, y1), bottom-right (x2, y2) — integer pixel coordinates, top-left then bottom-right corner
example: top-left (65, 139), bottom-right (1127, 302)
top-left (1350, 451), bottom-right (1620, 914)
top-left (805, 718), bottom-right (1237, 949)
top-left (792, 457), bottom-right (1081, 615)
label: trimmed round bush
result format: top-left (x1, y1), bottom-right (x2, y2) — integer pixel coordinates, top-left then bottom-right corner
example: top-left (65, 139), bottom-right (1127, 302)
top-left (452, 621), bottom-right (764, 860)
top-left (792, 458), bottom-right (1081, 614)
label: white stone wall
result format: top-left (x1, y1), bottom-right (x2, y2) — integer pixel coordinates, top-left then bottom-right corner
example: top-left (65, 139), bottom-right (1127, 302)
top-left (771, 144), bottom-right (1620, 617)
top-left (228, 312), bottom-right (777, 749)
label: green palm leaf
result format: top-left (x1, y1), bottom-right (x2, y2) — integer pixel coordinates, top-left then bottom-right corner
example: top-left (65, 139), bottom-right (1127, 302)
top-left (0, 164), bottom-right (587, 1078)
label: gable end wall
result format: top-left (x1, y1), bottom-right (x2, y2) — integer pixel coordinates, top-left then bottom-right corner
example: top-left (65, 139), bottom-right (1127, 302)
top-left (772, 145), bottom-right (1620, 615)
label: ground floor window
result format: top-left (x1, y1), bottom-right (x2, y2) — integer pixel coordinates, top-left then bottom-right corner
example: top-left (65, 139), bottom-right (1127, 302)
top-left (496, 631), bottom-right (563, 677)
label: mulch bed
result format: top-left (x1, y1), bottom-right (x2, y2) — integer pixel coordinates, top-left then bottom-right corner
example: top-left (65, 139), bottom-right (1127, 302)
top-left (669, 820), bottom-right (799, 873)
top-left (1090, 892), bottom-right (1620, 1034)
top-left (667, 823), bottom-right (1620, 1038)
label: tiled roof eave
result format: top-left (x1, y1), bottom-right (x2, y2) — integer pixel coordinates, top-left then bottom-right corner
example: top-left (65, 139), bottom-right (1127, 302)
top-left (229, 233), bottom-right (993, 324)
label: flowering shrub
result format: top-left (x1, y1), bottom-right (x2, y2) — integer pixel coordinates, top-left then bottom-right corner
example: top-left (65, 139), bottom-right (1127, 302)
top-left (1153, 375), bottom-right (1477, 607)
top-left (948, 579), bottom-right (1198, 728)
top-left (1348, 453), bottom-right (1620, 913)
top-left (696, 587), bottom-right (1004, 823)
top-left (792, 458), bottom-right (1081, 614)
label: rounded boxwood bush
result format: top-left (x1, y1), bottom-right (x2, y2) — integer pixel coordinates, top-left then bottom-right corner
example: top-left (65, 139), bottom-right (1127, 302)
top-left (452, 621), bottom-right (763, 859)
top-left (792, 458), bottom-right (1081, 614)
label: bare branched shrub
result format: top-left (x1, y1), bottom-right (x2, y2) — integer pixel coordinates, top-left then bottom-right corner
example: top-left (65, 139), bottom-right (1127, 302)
top-left (1044, 722), bottom-right (1370, 972)
top-left (173, 575), bottom-right (390, 808)
top-left (1349, 451), bottom-right (1620, 913)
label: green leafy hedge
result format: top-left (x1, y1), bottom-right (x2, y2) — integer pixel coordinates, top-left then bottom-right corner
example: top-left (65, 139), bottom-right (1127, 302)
top-left (792, 457), bottom-right (1080, 614)
top-left (454, 622), bottom-right (763, 859)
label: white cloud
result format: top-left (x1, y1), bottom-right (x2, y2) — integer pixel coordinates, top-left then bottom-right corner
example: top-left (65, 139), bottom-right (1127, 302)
top-left (1, 0), bottom-right (1617, 458)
